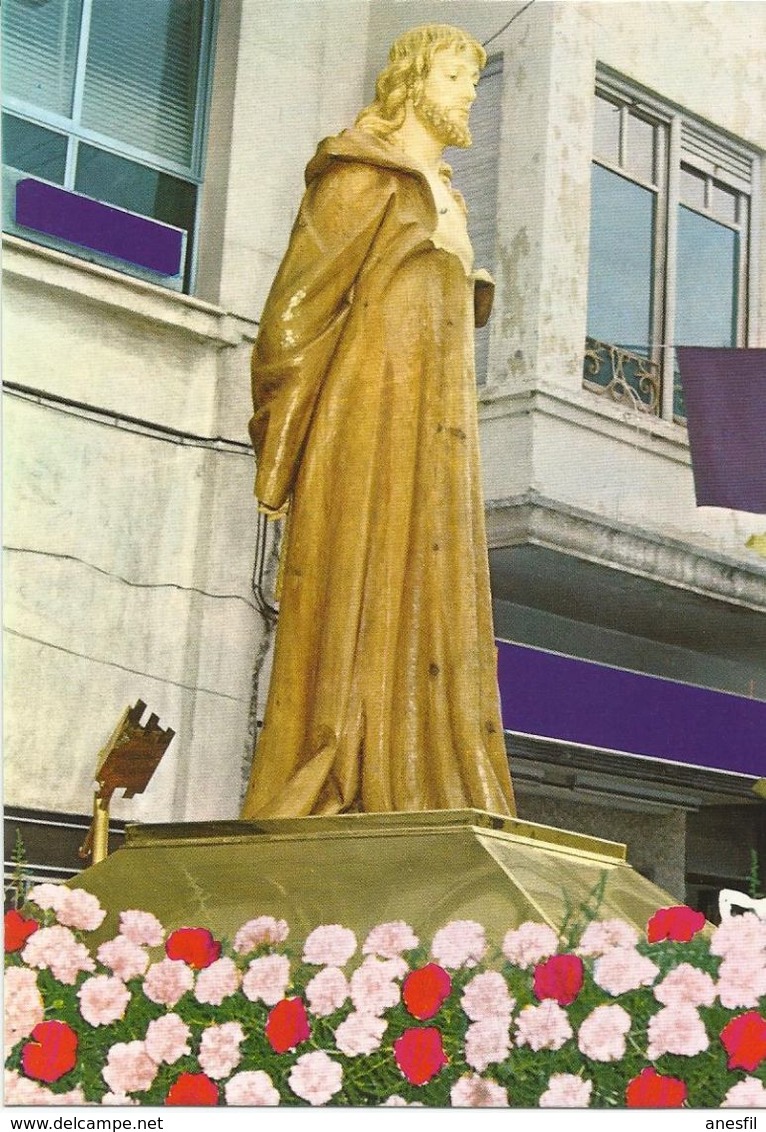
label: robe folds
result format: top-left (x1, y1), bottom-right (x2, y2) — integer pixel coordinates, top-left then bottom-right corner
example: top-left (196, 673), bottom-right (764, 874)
top-left (241, 128), bottom-right (515, 819)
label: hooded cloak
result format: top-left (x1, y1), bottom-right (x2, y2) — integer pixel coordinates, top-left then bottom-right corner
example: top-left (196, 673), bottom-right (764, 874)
top-left (241, 128), bottom-right (515, 818)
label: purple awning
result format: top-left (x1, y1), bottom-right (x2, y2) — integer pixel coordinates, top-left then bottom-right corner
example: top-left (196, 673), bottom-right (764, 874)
top-left (676, 347), bottom-right (766, 514)
top-left (497, 640), bottom-right (764, 778)
top-left (15, 178), bottom-right (184, 277)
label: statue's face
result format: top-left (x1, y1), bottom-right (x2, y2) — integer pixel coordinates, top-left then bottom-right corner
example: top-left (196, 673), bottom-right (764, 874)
top-left (415, 45), bottom-right (480, 148)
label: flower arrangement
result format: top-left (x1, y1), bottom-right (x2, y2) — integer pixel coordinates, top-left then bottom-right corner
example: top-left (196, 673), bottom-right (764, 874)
top-left (4, 886), bottom-right (766, 1107)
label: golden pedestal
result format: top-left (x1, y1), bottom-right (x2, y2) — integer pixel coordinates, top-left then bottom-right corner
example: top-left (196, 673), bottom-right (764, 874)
top-left (68, 810), bottom-right (676, 945)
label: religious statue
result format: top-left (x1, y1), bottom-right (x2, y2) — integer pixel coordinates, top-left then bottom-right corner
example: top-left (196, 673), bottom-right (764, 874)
top-left (240, 24), bottom-right (516, 819)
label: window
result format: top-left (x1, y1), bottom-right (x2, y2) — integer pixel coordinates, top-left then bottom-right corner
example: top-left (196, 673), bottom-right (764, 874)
top-left (1, 0), bottom-right (216, 292)
top-left (585, 72), bottom-right (757, 421)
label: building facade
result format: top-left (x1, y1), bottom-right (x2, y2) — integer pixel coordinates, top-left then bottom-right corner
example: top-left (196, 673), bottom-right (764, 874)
top-left (3, 1), bottom-right (765, 909)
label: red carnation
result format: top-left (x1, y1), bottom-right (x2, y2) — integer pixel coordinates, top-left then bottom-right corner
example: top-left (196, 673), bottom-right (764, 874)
top-left (626, 1067), bottom-right (687, 1108)
top-left (393, 1027), bottom-right (448, 1085)
top-left (21, 1021), bottom-right (78, 1083)
top-left (646, 906), bottom-right (705, 944)
top-left (5, 909), bottom-right (39, 952)
top-left (165, 926), bottom-right (221, 969)
top-left (532, 953), bottom-right (584, 1006)
top-left (720, 1011), bottom-right (766, 1072)
top-left (265, 997), bottom-right (311, 1053)
top-left (165, 1072), bottom-right (220, 1106)
top-left (402, 964), bottom-right (452, 1020)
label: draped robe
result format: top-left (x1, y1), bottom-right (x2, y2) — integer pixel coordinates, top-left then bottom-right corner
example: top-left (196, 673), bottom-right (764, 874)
top-left (240, 128), bottom-right (515, 818)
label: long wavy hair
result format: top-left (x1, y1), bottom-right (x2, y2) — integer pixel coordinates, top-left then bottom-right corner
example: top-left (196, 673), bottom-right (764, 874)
top-left (355, 25), bottom-right (486, 139)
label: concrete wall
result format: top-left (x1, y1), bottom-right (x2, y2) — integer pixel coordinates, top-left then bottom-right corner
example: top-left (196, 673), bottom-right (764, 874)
top-left (2, 0), bottom-right (371, 822)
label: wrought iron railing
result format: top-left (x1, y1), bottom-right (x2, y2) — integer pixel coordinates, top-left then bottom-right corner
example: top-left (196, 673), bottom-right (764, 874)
top-left (583, 337), bottom-right (660, 415)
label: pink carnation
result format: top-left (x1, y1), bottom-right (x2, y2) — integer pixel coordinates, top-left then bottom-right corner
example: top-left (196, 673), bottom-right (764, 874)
top-left (539, 1073), bottom-right (593, 1107)
top-left (142, 958), bottom-right (194, 1006)
top-left (576, 919), bottom-right (639, 956)
top-left (710, 913), bottom-right (766, 960)
top-left (5, 1069), bottom-right (85, 1106)
top-left (461, 971), bottom-right (515, 1022)
top-left (646, 1005), bottom-right (709, 1059)
top-left (515, 1000), bottom-right (573, 1052)
top-left (305, 966), bottom-right (350, 1017)
top-left (350, 957), bottom-right (402, 1015)
top-left (302, 924), bottom-right (357, 966)
top-left (381, 1096), bottom-right (424, 1107)
top-left (4, 967), bottom-right (44, 1055)
top-left (119, 910), bottom-right (165, 947)
top-left (465, 1019), bottom-right (511, 1071)
top-left (97, 936), bottom-right (149, 982)
top-left (194, 956), bottom-right (241, 1005)
top-left (233, 915), bottom-right (289, 954)
top-left (288, 1050), bottom-right (343, 1106)
top-left (363, 920), bottom-right (419, 958)
top-left (502, 922), bottom-right (559, 969)
top-left (144, 1014), bottom-right (191, 1065)
top-left (225, 1070), bottom-right (281, 1106)
top-left (102, 1041), bottom-right (158, 1095)
top-left (722, 1078), bottom-right (766, 1107)
top-left (198, 1022), bottom-right (245, 1080)
top-left (27, 883), bottom-right (66, 912)
top-left (334, 1011), bottom-right (387, 1056)
top-left (654, 962), bottom-right (716, 1008)
top-left (78, 975), bottom-right (131, 1026)
top-left (593, 947), bottom-right (659, 996)
top-left (716, 952), bottom-right (766, 1009)
top-left (54, 888), bottom-right (106, 931)
top-left (22, 924), bottom-right (96, 984)
top-left (431, 920), bottom-right (486, 968)
top-left (450, 1074), bottom-right (509, 1107)
top-left (242, 953), bottom-right (291, 1005)
top-left (577, 1004), bottom-right (631, 1062)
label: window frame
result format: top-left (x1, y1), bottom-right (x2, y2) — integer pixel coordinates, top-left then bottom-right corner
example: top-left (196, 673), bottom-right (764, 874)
top-left (589, 67), bottom-right (761, 423)
top-left (1, 0), bottom-right (218, 293)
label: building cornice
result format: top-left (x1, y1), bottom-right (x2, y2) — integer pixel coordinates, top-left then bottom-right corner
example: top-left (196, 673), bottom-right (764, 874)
top-left (3, 235), bottom-right (257, 348)
top-left (487, 493), bottom-right (766, 613)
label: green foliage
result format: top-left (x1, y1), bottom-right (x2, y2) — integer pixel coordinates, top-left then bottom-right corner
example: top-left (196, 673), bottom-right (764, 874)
top-left (748, 848), bottom-right (764, 900)
top-left (5, 893), bottom-right (766, 1108)
top-left (558, 871), bottom-right (608, 950)
top-left (6, 829), bottom-right (31, 910)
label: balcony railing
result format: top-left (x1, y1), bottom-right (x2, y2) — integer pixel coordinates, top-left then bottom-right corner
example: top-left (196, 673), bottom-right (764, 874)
top-left (583, 337), bottom-right (660, 415)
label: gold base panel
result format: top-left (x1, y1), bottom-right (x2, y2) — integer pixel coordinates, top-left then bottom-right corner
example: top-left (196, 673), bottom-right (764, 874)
top-left (68, 810), bottom-right (676, 946)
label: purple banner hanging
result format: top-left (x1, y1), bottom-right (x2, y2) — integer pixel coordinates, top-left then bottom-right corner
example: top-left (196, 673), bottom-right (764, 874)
top-left (497, 640), bottom-right (764, 778)
top-left (15, 178), bottom-right (184, 278)
top-left (676, 347), bottom-right (766, 514)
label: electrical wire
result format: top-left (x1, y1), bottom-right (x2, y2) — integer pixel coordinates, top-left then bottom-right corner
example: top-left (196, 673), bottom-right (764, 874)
top-left (483, 0), bottom-right (536, 48)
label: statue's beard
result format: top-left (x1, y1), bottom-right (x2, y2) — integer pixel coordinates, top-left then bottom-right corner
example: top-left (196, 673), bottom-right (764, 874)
top-left (414, 95), bottom-right (472, 148)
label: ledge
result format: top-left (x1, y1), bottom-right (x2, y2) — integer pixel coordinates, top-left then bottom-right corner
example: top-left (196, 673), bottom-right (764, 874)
top-left (479, 382), bottom-right (691, 467)
top-left (2, 235), bottom-right (257, 348)
top-left (487, 493), bottom-right (766, 612)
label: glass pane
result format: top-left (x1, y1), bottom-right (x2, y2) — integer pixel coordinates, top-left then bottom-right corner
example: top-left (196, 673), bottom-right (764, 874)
top-left (81, 0), bottom-right (204, 168)
top-left (587, 164), bottom-right (655, 353)
top-left (675, 205), bottom-right (738, 347)
top-left (712, 181), bottom-right (738, 225)
top-left (594, 95), bottom-right (620, 164)
top-left (75, 144), bottom-right (196, 233)
top-left (1, 0), bottom-right (83, 116)
top-left (680, 165), bottom-right (706, 210)
top-left (2, 114), bottom-right (67, 183)
top-left (626, 113), bottom-right (655, 183)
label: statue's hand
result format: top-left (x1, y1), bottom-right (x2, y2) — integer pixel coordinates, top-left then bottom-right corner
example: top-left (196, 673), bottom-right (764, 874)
top-left (472, 269), bottom-right (495, 329)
